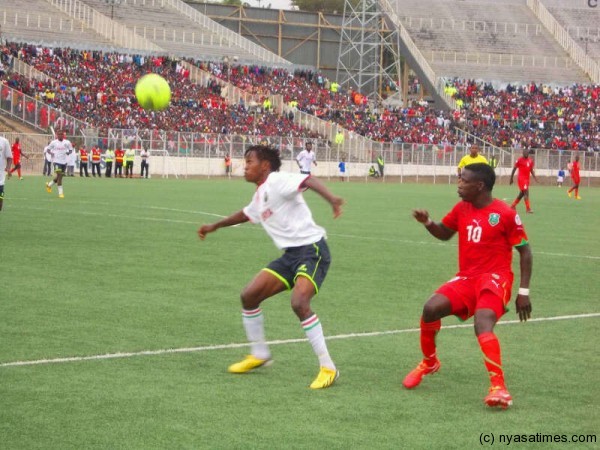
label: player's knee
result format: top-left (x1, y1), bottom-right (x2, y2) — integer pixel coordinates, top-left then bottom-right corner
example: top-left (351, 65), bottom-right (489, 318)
top-left (291, 297), bottom-right (311, 318)
top-left (240, 287), bottom-right (259, 309)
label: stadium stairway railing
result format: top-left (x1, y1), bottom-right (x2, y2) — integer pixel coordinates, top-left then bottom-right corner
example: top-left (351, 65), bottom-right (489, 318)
top-left (528, 0), bottom-right (600, 83)
top-left (47, 0), bottom-right (164, 53)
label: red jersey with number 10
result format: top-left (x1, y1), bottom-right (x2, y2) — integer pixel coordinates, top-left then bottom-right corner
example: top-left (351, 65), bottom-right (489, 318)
top-left (442, 199), bottom-right (528, 277)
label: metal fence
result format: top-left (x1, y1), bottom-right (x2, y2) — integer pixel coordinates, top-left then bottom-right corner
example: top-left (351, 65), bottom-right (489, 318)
top-left (4, 127), bottom-right (597, 185)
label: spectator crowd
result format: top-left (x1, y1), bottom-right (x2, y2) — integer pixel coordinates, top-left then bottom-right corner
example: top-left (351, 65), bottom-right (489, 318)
top-left (1, 42), bottom-right (598, 152)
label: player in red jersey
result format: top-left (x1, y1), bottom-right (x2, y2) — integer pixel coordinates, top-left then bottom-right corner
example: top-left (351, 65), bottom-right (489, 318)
top-left (509, 149), bottom-right (537, 213)
top-left (403, 163), bottom-right (533, 409)
top-left (567, 155), bottom-right (581, 200)
top-left (8, 138), bottom-right (29, 180)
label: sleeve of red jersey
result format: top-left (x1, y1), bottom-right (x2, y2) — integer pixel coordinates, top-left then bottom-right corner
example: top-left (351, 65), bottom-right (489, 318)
top-left (441, 203), bottom-right (460, 231)
top-left (507, 211), bottom-right (529, 247)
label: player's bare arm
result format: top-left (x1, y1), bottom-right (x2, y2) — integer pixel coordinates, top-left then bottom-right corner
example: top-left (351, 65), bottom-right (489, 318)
top-left (302, 176), bottom-right (344, 218)
top-left (509, 167), bottom-right (517, 185)
top-left (413, 209), bottom-right (455, 241)
top-left (515, 243), bottom-right (533, 322)
top-left (198, 210), bottom-right (249, 240)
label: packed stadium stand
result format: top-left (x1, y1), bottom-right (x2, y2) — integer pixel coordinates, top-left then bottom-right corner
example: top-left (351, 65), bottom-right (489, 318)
top-left (0, 0), bottom-right (598, 157)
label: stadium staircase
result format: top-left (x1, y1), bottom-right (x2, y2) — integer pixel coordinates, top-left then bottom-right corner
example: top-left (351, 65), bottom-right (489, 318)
top-left (527, 0), bottom-right (600, 83)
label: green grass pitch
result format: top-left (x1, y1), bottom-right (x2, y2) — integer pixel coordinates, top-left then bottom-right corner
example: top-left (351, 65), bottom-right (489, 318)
top-left (1, 176), bottom-right (598, 449)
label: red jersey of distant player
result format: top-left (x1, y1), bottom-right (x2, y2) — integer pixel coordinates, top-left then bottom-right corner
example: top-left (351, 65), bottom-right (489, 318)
top-left (441, 199), bottom-right (528, 278)
top-left (11, 141), bottom-right (21, 165)
top-left (570, 160), bottom-right (580, 184)
top-left (513, 157), bottom-right (534, 191)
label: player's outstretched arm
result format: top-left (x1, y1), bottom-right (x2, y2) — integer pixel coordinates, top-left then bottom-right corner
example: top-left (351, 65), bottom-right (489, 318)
top-left (198, 210), bottom-right (249, 240)
top-left (413, 209), bottom-right (455, 241)
top-left (303, 176), bottom-right (344, 218)
top-left (515, 243), bottom-right (533, 322)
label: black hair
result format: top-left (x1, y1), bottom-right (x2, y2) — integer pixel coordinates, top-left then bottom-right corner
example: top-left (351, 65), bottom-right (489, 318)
top-left (244, 145), bottom-right (282, 172)
top-left (464, 163), bottom-right (496, 191)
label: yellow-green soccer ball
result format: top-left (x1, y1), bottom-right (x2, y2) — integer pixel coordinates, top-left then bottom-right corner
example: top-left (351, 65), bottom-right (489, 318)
top-left (135, 73), bottom-right (171, 111)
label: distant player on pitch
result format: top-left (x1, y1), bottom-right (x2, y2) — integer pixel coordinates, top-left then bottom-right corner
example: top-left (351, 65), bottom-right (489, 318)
top-left (198, 145), bottom-right (343, 389)
top-left (403, 163), bottom-right (532, 409)
top-left (509, 149), bottom-right (537, 213)
top-left (45, 130), bottom-right (74, 198)
top-left (567, 155), bottom-right (582, 200)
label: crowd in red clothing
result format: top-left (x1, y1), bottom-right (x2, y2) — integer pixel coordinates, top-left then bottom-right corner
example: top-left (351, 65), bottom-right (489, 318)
top-left (0, 43), bottom-right (319, 139)
top-left (204, 62), bottom-right (599, 150)
top-left (1, 42), bottom-right (599, 151)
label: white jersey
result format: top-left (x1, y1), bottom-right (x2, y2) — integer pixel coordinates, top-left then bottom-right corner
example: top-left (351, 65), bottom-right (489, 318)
top-left (296, 150), bottom-right (316, 173)
top-left (47, 138), bottom-right (74, 165)
top-left (243, 171), bottom-right (326, 250)
top-left (0, 136), bottom-right (13, 185)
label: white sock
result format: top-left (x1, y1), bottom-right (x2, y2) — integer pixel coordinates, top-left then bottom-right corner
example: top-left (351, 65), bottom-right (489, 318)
top-left (302, 314), bottom-right (335, 370)
top-left (48, 180), bottom-right (55, 187)
top-left (58, 186), bottom-right (63, 195)
top-left (242, 308), bottom-right (270, 360)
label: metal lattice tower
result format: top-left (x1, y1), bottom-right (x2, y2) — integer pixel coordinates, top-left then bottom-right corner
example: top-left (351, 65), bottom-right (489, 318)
top-left (336, 0), bottom-right (401, 103)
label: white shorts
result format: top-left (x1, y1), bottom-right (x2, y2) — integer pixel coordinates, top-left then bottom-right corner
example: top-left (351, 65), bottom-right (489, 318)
top-left (557, 176), bottom-right (564, 183)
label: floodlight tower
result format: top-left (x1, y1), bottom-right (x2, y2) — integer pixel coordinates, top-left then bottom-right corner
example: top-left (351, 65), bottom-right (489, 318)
top-left (336, 0), bottom-right (401, 104)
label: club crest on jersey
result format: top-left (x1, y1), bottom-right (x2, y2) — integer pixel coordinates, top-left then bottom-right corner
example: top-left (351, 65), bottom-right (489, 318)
top-left (488, 213), bottom-right (500, 226)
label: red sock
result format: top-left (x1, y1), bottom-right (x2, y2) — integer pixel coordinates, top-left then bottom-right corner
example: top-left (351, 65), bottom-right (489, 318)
top-left (420, 317), bottom-right (441, 364)
top-left (524, 199), bottom-right (531, 211)
top-left (575, 188), bottom-right (579, 197)
top-left (568, 187), bottom-right (573, 193)
top-left (478, 332), bottom-right (504, 387)
top-left (511, 198), bottom-right (520, 207)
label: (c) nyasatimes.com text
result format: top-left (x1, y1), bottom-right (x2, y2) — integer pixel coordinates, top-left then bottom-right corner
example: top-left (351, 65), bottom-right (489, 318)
top-left (479, 433), bottom-right (597, 446)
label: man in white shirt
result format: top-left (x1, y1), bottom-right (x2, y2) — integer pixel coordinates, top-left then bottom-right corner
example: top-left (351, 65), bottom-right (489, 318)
top-left (198, 145), bottom-right (344, 389)
top-left (0, 136), bottom-right (13, 211)
top-left (45, 130), bottom-right (74, 198)
top-left (43, 141), bottom-right (53, 176)
top-left (296, 141), bottom-right (317, 175)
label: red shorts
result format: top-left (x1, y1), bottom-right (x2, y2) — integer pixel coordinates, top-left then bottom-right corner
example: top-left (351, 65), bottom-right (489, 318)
top-left (572, 176), bottom-right (580, 185)
top-left (435, 272), bottom-right (514, 320)
top-left (518, 179), bottom-right (529, 191)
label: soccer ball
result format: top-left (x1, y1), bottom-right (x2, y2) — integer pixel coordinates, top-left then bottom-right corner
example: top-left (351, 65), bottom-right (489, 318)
top-left (135, 74), bottom-right (171, 111)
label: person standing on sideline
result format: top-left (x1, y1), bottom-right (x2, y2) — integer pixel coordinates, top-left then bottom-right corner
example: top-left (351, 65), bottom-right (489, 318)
top-left (567, 155), bottom-right (581, 200)
top-left (79, 145), bottom-right (89, 177)
top-left (104, 148), bottom-right (114, 178)
top-left (509, 149), bottom-right (537, 214)
top-left (296, 141), bottom-right (317, 175)
top-left (198, 145), bottom-right (344, 389)
top-left (66, 144), bottom-right (76, 176)
top-left (45, 130), bottom-right (74, 198)
top-left (125, 148), bottom-right (135, 178)
top-left (90, 146), bottom-right (102, 177)
top-left (114, 148), bottom-right (124, 178)
top-left (556, 168), bottom-right (565, 187)
top-left (377, 154), bottom-right (385, 177)
top-left (403, 163), bottom-right (532, 409)
top-left (140, 147), bottom-right (150, 179)
top-left (0, 135), bottom-right (13, 211)
top-left (457, 144), bottom-right (488, 177)
top-left (338, 158), bottom-right (346, 181)
top-left (43, 141), bottom-right (53, 176)
top-left (8, 137), bottom-right (28, 180)
top-left (224, 153), bottom-right (232, 176)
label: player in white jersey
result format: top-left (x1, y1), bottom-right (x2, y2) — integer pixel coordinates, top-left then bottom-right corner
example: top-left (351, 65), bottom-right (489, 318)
top-left (45, 130), bottom-right (74, 198)
top-left (0, 136), bottom-right (14, 211)
top-left (198, 145), bottom-right (344, 389)
top-left (296, 141), bottom-right (317, 174)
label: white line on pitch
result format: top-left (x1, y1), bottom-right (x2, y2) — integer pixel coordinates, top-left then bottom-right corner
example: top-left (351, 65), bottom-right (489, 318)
top-left (1, 312), bottom-right (598, 369)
